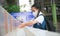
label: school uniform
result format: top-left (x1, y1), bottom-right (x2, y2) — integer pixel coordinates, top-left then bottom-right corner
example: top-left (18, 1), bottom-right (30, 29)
top-left (33, 11), bottom-right (46, 30)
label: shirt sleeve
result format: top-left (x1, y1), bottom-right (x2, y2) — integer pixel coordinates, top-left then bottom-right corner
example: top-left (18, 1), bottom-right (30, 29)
top-left (35, 15), bottom-right (44, 24)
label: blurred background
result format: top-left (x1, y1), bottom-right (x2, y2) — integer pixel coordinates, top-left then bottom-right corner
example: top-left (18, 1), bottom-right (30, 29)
top-left (0, 0), bottom-right (60, 36)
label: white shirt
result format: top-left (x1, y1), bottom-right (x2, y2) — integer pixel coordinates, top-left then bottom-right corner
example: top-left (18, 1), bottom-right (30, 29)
top-left (35, 12), bottom-right (44, 24)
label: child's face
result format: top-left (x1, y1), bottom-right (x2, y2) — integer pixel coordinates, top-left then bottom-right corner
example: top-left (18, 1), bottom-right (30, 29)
top-left (31, 7), bottom-right (38, 17)
top-left (31, 7), bottom-right (37, 12)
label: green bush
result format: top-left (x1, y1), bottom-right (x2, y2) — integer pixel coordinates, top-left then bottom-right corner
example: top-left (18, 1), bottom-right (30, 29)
top-left (3, 5), bottom-right (20, 13)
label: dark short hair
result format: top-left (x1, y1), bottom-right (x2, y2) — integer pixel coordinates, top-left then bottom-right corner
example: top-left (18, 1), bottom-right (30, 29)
top-left (31, 4), bottom-right (41, 10)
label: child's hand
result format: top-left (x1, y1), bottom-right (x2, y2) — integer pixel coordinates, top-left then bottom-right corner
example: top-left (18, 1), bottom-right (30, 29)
top-left (18, 24), bottom-right (26, 28)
